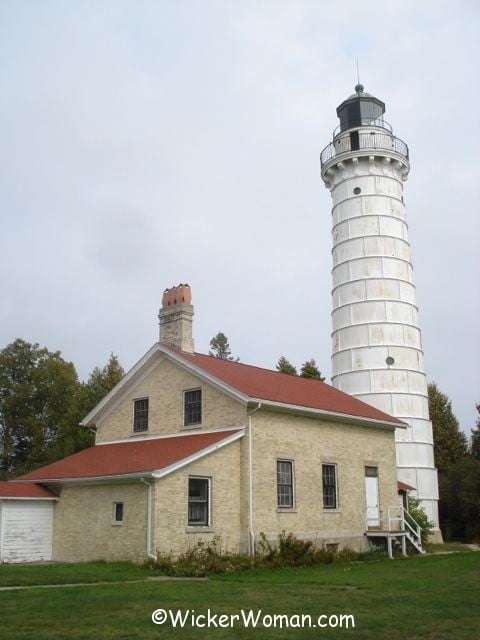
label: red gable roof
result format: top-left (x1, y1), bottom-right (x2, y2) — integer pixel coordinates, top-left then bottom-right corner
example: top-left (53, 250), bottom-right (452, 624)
top-left (0, 481), bottom-right (57, 499)
top-left (164, 346), bottom-right (404, 426)
top-left (17, 429), bottom-right (242, 482)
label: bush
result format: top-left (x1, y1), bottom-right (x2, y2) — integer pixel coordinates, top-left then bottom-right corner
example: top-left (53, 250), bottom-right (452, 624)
top-left (153, 538), bottom-right (253, 577)
top-left (407, 496), bottom-right (435, 544)
top-left (150, 533), bottom-right (384, 577)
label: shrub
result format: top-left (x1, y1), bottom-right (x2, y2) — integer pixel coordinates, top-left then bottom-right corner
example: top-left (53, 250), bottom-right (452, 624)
top-left (150, 533), bottom-right (391, 577)
top-left (407, 496), bottom-right (435, 544)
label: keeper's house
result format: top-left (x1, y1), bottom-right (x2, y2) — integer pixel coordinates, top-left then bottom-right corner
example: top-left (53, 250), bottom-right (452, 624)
top-left (0, 284), bottom-right (405, 563)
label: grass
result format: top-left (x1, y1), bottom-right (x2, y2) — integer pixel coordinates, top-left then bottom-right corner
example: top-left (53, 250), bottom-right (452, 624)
top-left (0, 553), bottom-right (479, 639)
top-left (0, 560), bottom-right (157, 587)
top-left (424, 542), bottom-right (476, 553)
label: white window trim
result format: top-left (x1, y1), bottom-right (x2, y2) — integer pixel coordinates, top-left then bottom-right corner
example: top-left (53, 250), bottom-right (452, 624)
top-left (187, 476), bottom-right (211, 527)
top-left (322, 462), bottom-right (339, 511)
top-left (182, 387), bottom-right (202, 428)
top-left (276, 459), bottom-right (295, 510)
top-left (112, 501), bottom-right (124, 526)
top-left (132, 397), bottom-right (149, 434)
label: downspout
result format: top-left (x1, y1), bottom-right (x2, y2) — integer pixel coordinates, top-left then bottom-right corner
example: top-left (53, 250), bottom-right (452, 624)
top-left (248, 402), bottom-right (262, 556)
top-left (141, 478), bottom-right (157, 561)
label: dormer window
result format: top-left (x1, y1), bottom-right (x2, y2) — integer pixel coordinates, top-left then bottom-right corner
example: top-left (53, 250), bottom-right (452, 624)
top-left (133, 398), bottom-right (148, 432)
top-left (184, 389), bottom-right (202, 426)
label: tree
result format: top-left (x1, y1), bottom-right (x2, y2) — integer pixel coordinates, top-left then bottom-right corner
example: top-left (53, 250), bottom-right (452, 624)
top-left (276, 356), bottom-right (297, 376)
top-left (0, 339), bottom-right (81, 478)
top-left (428, 383), bottom-right (468, 473)
top-left (299, 359), bottom-right (325, 381)
top-left (82, 353), bottom-right (125, 413)
top-left (439, 457), bottom-right (480, 541)
top-left (49, 354), bottom-right (125, 461)
top-left (209, 332), bottom-right (238, 361)
top-left (470, 403), bottom-right (480, 460)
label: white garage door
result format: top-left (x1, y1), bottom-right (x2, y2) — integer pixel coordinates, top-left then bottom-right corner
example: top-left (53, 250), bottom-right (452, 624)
top-left (0, 500), bottom-right (54, 563)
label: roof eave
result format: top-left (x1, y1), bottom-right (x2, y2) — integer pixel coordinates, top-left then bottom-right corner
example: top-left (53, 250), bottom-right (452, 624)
top-left (80, 342), bottom-right (162, 427)
top-left (248, 398), bottom-right (406, 430)
top-left (81, 343), bottom-right (250, 428)
top-left (158, 345), bottom-right (249, 405)
top-left (0, 495), bottom-right (59, 501)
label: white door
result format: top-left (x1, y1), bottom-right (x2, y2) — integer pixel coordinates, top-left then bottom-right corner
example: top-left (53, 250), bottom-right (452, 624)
top-left (365, 467), bottom-right (380, 528)
top-left (1, 501), bottom-right (54, 563)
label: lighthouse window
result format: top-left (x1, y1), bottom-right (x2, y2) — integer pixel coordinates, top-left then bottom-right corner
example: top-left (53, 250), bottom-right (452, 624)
top-left (353, 187), bottom-right (361, 195)
top-left (386, 356), bottom-right (395, 366)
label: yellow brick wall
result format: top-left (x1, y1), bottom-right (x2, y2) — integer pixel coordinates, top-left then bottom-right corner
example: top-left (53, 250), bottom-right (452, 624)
top-left (96, 356), bottom-right (246, 443)
top-left (152, 440), bottom-right (242, 556)
top-left (248, 409), bottom-right (398, 550)
top-left (53, 483), bottom-right (148, 562)
top-left (52, 410), bottom-right (398, 560)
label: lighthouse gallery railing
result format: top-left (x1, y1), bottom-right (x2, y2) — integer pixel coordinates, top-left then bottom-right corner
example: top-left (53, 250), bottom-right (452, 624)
top-left (320, 131), bottom-right (409, 168)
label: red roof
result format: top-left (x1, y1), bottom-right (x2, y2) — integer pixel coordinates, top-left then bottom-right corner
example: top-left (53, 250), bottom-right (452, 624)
top-left (398, 480), bottom-right (415, 491)
top-left (0, 481), bottom-right (57, 499)
top-left (164, 346), bottom-right (404, 425)
top-left (17, 429), bottom-right (242, 482)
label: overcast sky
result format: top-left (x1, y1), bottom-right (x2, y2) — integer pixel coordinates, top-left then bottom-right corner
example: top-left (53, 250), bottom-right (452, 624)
top-left (1, 1), bottom-right (478, 433)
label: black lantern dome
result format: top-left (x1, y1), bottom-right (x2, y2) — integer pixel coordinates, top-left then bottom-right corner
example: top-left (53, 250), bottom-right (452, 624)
top-left (336, 85), bottom-right (386, 133)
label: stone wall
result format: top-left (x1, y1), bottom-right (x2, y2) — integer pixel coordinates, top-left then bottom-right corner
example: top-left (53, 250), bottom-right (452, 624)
top-left (152, 439), bottom-right (242, 556)
top-left (248, 409), bottom-right (398, 550)
top-left (95, 356), bottom-right (246, 443)
top-left (53, 482), bottom-right (148, 562)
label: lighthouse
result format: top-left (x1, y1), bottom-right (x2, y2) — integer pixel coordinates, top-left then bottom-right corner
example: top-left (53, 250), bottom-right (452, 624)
top-left (320, 84), bottom-right (440, 535)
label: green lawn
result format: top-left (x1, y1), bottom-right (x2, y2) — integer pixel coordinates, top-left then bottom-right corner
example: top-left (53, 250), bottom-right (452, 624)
top-left (0, 553), bottom-right (479, 639)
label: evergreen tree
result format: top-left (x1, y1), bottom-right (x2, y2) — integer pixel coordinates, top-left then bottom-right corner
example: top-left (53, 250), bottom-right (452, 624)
top-left (428, 382), bottom-right (468, 473)
top-left (439, 457), bottom-right (480, 541)
top-left (299, 359), bottom-right (325, 381)
top-left (82, 353), bottom-right (125, 412)
top-left (276, 356), bottom-right (297, 375)
top-left (470, 403), bottom-right (480, 460)
top-left (209, 332), bottom-right (238, 361)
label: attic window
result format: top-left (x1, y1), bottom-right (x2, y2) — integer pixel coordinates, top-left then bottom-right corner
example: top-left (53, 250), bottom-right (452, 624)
top-left (184, 389), bottom-right (202, 426)
top-left (133, 398), bottom-right (149, 432)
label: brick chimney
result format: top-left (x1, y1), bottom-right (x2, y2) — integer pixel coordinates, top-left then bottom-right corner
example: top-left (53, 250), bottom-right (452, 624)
top-left (158, 283), bottom-right (194, 353)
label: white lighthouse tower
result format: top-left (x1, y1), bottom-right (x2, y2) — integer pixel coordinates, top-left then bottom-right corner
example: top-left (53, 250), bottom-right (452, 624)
top-left (320, 84), bottom-right (440, 535)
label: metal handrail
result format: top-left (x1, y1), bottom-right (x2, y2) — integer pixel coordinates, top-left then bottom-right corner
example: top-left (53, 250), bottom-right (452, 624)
top-left (387, 506), bottom-right (422, 546)
top-left (320, 131), bottom-right (409, 167)
top-left (333, 118), bottom-right (393, 137)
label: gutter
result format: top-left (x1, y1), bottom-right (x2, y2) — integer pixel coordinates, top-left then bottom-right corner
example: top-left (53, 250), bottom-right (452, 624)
top-left (141, 478), bottom-right (157, 561)
top-left (249, 397), bottom-right (406, 429)
top-left (248, 402), bottom-right (262, 556)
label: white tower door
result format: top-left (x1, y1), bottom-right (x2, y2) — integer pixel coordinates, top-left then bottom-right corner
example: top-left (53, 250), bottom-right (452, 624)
top-left (365, 467), bottom-right (380, 528)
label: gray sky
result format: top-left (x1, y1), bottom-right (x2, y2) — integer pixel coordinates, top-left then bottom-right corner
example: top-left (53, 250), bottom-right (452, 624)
top-left (1, 1), bottom-right (479, 434)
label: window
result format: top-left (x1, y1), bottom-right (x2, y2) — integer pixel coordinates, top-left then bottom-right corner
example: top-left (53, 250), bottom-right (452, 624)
top-left (322, 464), bottom-right (338, 509)
top-left (277, 460), bottom-right (294, 508)
top-left (184, 389), bottom-right (202, 426)
top-left (188, 477), bottom-right (210, 526)
top-left (113, 502), bottom-right (124, 524)
top-left (133, 398), bottom-right (148, 432)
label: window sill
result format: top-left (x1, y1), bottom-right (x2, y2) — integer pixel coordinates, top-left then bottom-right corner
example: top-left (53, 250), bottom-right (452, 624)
top-left (182, 424), bottom-right (202, 430)
top-left (130, 430), bottom-right (148, 437)
top-left (185, 526), bottom-right (214, 533)
top-left (112, 522), bottom-right (123, 526)
top-left (277, 508), bottom-right (297, 513)
top-left (323, 509), bottom-right (341, 514)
